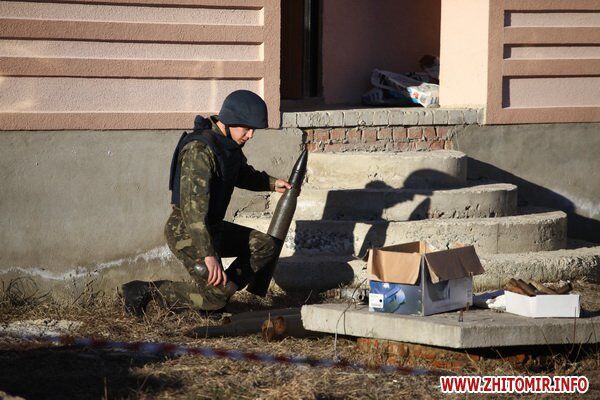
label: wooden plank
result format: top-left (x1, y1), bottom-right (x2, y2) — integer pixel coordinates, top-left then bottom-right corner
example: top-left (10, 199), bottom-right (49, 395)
top-left (0, 19), bottom-right (263, 43)
top-left (11, 0), bottom-right (264, 9)
top-left (0, 58), bottom-right (265, 79)
top-left (504, 0), bottom-right (600, 11)
top-left (505, 27), bottom-right (600, 45)
top-left (503, 59), bottom-right (600, 77)
top-left (0, 112), bottom-right (209, 130)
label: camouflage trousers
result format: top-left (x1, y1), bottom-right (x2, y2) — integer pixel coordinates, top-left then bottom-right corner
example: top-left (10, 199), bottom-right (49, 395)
top-left (160, 207), bottom-right (277, 311)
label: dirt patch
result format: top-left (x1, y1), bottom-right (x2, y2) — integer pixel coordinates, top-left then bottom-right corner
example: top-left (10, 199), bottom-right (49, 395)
top-left (0, 284), bottom-right (599, 399)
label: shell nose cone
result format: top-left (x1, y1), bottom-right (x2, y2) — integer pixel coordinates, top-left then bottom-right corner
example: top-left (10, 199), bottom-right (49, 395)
top-left (288, 148), bottom-right (308, 186)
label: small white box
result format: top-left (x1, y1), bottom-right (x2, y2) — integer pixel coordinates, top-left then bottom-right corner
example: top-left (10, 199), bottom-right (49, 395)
top-left (505, 291), bottom-right (580, 318)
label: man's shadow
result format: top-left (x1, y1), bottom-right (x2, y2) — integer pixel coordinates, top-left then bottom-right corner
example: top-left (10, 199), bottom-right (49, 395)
top-left (274, 169), bottom-right (462, 292)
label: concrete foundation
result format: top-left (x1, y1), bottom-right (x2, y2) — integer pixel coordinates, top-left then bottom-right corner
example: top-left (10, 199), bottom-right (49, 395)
top-left (301, 303), bottom-right (600, 349)
top-left (235, 208), bottom-right (567, 256)
top-left (0, 128), bottom-right (303, 297)
top-left (451, 123), bottom-right (600, 243)
top-left (269, 182), bottom-right (517, 221)
top-left (273, 244), bottom-right (600, 292)
top-left (305, 150), bottom-right (467, 189)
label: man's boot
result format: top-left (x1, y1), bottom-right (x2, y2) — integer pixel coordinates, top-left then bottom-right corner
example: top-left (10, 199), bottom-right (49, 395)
top-left (120, 280), bottom-right (155, 316)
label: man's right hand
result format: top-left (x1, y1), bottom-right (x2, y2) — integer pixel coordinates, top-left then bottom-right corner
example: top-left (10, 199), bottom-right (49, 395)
top-left (204, 256), bottom-right (228, 286)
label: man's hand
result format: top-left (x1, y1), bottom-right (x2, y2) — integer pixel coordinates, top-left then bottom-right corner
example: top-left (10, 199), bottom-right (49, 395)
top-left (274, 179), bottom-right (292, 193)
top-left (204, 256), bottom-right (227, 286)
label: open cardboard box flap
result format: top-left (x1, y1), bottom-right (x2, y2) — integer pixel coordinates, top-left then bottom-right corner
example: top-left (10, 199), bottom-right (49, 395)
top-left (367, 241), bottom-right (485, 284)
top-left (424, 245), bottom-right (485, 283)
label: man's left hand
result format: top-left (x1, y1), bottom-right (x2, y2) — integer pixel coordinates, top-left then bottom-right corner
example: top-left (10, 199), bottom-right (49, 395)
top-left (274, 179), bottom-right (292, 193)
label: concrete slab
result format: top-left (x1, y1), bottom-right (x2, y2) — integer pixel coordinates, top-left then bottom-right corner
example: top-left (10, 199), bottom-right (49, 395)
top-left (234, 208), bottom-right (567, 256)
top-left (305, 150), bottom-right (467, 189)
top-left (268, 183), bottom-right (518, 221)
top-left (281, 107), bottom-right (483, 128)
top-left (301, 303), bottom-right (600, 349)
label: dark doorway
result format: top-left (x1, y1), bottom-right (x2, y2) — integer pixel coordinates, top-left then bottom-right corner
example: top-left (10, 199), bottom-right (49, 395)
top-left (281, 0), bottom-right (321, 100)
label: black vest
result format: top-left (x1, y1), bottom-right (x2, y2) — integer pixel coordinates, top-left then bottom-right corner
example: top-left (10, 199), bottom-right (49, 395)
top-left (169, 128), bottom-right (242, 226)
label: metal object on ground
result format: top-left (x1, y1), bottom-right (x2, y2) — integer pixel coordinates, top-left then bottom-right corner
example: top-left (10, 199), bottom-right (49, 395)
top-left (506, 278), bottom-right (536, 296)
top-left (186, 308), bottom-right (302, 338)
top-left (261, 314), bottom-right (310, 342)
top-left (504, 280), bottom-right (530, 296)
top-left (324, 287), bottom-right (369, 303)
top-left (247, 149), bottom-right (308, 297)
top-left (555, 281), bottom-right (573, 294)
top-left (530, 281), bottom-right (557, 294)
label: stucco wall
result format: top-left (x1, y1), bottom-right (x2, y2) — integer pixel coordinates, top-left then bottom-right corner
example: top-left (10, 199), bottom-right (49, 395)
top-left (452, 123), bottom-right (600, 243)
top-left (0, 0), bottom-right (281, 128)
top-left (439, 0), bottom-right (489, 108)
top-left (321, 0), bottom-right (441, 105)
top-left (0, 128), bottom-right (303, 285)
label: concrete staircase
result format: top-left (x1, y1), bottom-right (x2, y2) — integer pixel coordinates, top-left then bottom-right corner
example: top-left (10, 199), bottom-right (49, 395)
top-left (233, 150), bottom-right (599, 292)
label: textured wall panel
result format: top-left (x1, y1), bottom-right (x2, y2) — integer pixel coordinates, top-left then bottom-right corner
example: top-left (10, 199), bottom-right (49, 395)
top-left (0, 40), bottom-right (262, 61)
top-left (0, 0), bottom-right (280, 129)
top-left (487, 0), bottom-right (600, 124)
top-left (0, 77), bottom-right (260, 112)
top-left (0, 1), bottom-right (262, 25)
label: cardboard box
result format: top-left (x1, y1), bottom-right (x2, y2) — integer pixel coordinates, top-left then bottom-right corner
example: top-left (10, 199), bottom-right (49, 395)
top-left (505, 291), bottom-right (580, 318)
top-left (367, 241), bottom-right (485, 316)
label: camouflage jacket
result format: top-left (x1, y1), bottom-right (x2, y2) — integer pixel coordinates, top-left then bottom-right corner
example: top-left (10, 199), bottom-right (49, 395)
top-left (178, 116), bottom-right (276, 258)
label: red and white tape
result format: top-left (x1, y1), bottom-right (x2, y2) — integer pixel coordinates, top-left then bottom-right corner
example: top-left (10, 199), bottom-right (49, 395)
top-left (9, 333), bottom-right (437, 375)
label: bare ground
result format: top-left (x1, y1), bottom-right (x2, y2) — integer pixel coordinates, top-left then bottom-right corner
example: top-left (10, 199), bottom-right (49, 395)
top-left (0, 281), bottom-right (599, 399)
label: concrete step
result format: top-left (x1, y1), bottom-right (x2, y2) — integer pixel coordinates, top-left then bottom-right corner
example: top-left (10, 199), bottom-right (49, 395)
top-left (269, 244), bottom-right (600, 292)
top-left (268, 182), bottom-right (518, 221)
top-left (300, 304), bottom-right (600, 349)
top-left (234, 208), bottom-right (567, 257)
top-left (476, 245), bottom-right (600, 290)
top-left (305, 150), bottom-right (467, 189)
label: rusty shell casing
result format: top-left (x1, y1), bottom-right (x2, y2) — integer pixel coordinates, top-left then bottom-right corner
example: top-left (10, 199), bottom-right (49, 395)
top-left (246, 149), bottom-right (308, 297)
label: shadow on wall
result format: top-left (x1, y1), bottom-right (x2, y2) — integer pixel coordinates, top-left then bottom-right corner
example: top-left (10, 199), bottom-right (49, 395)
top-left (468, 158), bottom-right (600, 244)
top-left (273, 169), bottom-right (465, 292)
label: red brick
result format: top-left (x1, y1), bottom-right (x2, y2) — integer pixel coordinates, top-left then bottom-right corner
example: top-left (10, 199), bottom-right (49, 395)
top-left (407, 127), bottom-right (422, 139)
top-left (429, 140), bottom-right (444, 150)
top-left (304, 129), bottom-right (314, 142)
top-left (413, 141), bottom-right (428, 151)
top-left (436, 126), bottom-right (450, 139)
top-left (393, 142), bottom-right (412, 152)
top-left (362, 128), bottom-right (377, 142)
top-left (392, 127), bottom-right (407, 141)
top-left (377, 127), bottom-right (393, 140)
top-left (347, 129), bottom-right (361, 143)
top-left (330, 128), bottom-right (346, 141)
top-left (314, 129), bottom-right (330, 142)
top-left (423, 127), bottom-right (436, 140)
top-left (306, 143), bottom-right (319, 152)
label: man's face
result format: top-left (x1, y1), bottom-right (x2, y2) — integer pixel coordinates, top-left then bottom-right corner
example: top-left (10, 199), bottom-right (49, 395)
top-left (229, 126), bottom-right (255, 146)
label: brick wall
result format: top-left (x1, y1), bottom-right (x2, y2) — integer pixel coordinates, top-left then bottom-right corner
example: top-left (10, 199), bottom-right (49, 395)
top-left (304, 126), bottom-right (455, 152)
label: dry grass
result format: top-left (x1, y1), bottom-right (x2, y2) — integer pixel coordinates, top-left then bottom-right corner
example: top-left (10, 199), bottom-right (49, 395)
top-left (1, 282), bottom-right (599, 399)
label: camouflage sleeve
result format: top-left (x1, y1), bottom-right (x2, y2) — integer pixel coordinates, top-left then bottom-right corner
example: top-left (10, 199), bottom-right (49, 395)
top-left (179, 142), bottom-right (217, 258)
top-left (235, 152), bottom-right (277, 191)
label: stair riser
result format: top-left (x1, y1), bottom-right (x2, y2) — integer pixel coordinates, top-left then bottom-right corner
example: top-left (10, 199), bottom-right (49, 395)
top-left (305, 152), bottom-right (467, 189)
top-left (234, 212), bottom-right (567, 257)
top-left (269, 185), bottom-right (518, 220)
top-left (271, 247), bottom-right (600, 292)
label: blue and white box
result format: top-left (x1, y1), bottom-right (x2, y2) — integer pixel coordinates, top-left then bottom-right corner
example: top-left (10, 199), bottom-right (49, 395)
top-left (367, 241), bottom-right (485, 316)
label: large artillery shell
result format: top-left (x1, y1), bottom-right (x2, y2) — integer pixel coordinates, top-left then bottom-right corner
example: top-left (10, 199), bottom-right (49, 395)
top-left (247, 149), bottom-right (308, 296)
